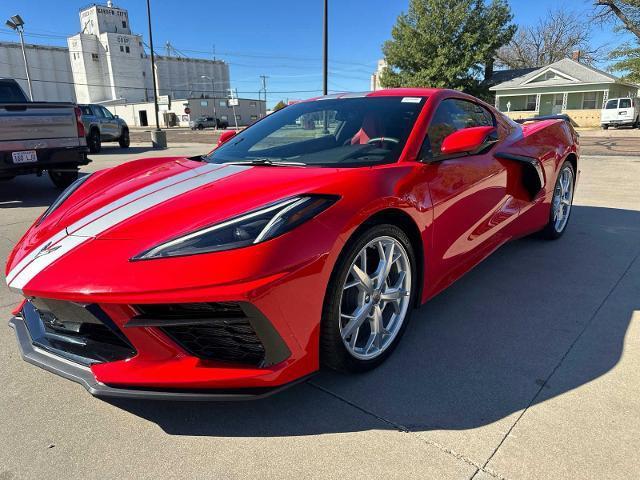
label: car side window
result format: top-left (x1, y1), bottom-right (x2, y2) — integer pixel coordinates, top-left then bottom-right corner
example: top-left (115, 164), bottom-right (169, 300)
top-left (80, 106), bottom-right (93, 116)
top-left (100, 107), bottom-right (114, 119)
top-left (422, 98), bottom-right (494, 160)
top-left (619, 99), bottom-right (631, 109)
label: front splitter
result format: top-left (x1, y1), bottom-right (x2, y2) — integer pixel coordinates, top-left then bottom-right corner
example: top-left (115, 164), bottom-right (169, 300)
top-left (8, 316), bottom-right (313, 401)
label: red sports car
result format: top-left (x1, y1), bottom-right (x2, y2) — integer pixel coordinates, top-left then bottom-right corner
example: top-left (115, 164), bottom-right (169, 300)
top-left (6, 88), bottom-right (579, 400)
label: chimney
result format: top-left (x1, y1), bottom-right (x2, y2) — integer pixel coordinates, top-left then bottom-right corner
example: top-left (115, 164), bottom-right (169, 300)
top-left (572, 50), bottom-right (581, 63)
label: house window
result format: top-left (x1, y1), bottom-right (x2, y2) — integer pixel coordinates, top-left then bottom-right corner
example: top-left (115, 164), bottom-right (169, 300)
top-left (220, 115), bottom-right (228, 121)
top-left (525, 95), bottom-right (537, 111)
top-left (120, 45), bottom-right (124, 52)
top-left (249, 102), bottom-right (256, 107)
top-left (235, 114), bottom-right (241, 121)
top-left (582, 92), bottom-right (597, 109)
top-left (125, 46), bottom-right (130, 54)
top-left (219, 100), bottom-right (227, 107)
top-left (91, 53), bottom-right (99, 61)
top-left (122, 21), bottom-right (127, 28)
top-left (200, 100), bottom-right (208, 107)
top-left (250, 115), bottom-right (258, 121)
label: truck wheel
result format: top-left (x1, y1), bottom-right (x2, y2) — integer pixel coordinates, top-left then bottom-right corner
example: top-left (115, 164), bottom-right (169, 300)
top-left (602, 124), bottom-right (609, 130)
top-left (49, 170), bottom-right (79, 189)
top-left (119, 128), bottom-right (130, 148)
top-left (197, 124), bottom-right (204, 130)
top-left (88, 129), bottom-right (101, 153)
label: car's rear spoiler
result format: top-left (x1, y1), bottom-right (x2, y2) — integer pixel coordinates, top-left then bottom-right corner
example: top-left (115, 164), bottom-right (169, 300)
top-left (514, 114), bottom-right (575, 126)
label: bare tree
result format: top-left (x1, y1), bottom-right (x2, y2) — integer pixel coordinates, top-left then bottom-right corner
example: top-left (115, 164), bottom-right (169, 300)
top-left (496, 9), bottom-right (602, 68)
top-left (595, 0), bottom-right (640, 39)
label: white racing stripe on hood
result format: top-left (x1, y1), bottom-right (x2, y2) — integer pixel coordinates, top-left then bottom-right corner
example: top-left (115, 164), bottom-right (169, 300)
top-left (6, 163), bottom-right (221, 287)
top-left (6, 163), bottom-right (250, 292)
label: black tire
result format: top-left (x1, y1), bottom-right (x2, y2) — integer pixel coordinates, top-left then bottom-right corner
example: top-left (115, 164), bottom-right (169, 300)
top-left (541, 160), bottom-right (575, 240)
top-left (320, 224), bottom-right (417, 373)
top-left (49, 170), bottom-right (78, 189)
top-left (118, 128), bottom-right (130, 148)
top-left (197, 124), bottom-right (204, 130)
top-left (87, 128), bottom-right (101, 153)
top-left (602, 124), bottom-right (609, 130)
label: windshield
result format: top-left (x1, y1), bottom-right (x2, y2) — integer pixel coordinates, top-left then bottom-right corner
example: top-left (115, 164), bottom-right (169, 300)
top-left (205, 96), bottom-right (426, 167)
top-left (605, 99), bottom-right (618, 109)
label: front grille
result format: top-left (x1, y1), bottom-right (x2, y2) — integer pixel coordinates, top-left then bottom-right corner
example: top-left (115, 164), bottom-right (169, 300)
top-left (131, 303), bottom-right (266, 365)
top-left (22, 299), bottom-right (136, 366)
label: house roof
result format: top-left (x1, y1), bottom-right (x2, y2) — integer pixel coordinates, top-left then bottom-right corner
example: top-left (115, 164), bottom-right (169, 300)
top-left (489, 67), bottom-right (537, 86)
top-left (489, 58), bottom-right (633, 91)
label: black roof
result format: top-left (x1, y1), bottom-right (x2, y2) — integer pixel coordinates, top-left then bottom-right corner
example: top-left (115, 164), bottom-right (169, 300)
top-left (488, 68), bottom-right (538, 86)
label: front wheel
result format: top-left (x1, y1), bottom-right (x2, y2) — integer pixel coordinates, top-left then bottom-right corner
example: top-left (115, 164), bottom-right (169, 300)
top-left (541, 161), bottom-right (575, 239)
top-left (321, 224), bottom-right (417, 373)
top-left (49, 169), bottom-right (78, 189)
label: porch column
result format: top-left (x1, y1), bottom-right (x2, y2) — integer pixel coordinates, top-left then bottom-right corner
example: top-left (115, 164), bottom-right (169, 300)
top-left (535, 93), bottom-right (541, 113)
top-left (562, 92), bottom-right (568, 112)
top-left (495, 95), bottom-right (500, 109)
top-left (603, 89), bottom-right (609, 107)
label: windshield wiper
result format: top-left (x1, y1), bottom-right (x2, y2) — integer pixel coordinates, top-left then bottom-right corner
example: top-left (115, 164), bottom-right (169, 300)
top-left (222, 158), bottom-right (306, 167)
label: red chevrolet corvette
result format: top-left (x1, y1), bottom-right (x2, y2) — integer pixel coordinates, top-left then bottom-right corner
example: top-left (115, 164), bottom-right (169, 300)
top-left (6, 88), bottom-right (579, 399)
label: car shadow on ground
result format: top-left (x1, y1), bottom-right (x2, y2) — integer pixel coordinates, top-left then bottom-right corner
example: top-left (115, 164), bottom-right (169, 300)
top-left (107, 205), bottom-right (640, 437)
top-left (0, 173), bottom-right (90, 209)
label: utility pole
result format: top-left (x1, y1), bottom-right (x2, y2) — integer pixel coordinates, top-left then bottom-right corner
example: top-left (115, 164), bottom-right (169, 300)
top-left (259, 75), bottom-right (268, 117)
top-left (5, 15), bottom-right (33, 101)
top-left (201, 75), bottom-right (217, 130)
top-left (322, 0), bottom-right (328, 96)
top-left (229, 88), bottom-right (239, 131)
top-left (146, 0), bottom-right (166, 147)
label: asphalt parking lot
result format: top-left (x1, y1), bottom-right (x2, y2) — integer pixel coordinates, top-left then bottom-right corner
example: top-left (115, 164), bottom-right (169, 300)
top-left (0, 137), bottom-right (638, 479)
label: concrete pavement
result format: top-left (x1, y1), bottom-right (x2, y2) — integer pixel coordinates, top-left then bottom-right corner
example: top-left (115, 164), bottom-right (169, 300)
top-left (0, 144), bottom-right (638, 479)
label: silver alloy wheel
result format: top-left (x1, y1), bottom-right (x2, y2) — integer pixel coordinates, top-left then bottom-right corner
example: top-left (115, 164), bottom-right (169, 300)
top-left (552, 165), bottom-right (574, 233)
top-left (339, 236), bottom-right (412, 360)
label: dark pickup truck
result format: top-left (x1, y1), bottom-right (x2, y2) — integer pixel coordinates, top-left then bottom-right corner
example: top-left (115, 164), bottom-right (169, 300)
top-left (0, 78), bottom-right (90, 188)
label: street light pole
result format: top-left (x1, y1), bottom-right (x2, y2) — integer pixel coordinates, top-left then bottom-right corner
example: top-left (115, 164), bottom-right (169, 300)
top-left (6, 15), bottom-right (33, 101)
top-left (322, 0), bottom-right (328, 96)
top-left (146, 0), bottom-right (160, 130)
top-left (201, 75), bottom-right (217, 130)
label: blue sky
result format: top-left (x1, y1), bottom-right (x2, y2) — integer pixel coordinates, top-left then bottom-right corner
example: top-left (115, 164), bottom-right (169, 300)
top-left (0, 0), bottom-right (629, 106)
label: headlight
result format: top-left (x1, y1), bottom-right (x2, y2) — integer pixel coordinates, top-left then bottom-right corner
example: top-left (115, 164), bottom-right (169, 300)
top-left (133, 195), bottom-right (338, 260)
top-left (37, 174), bottom-right (92, 226)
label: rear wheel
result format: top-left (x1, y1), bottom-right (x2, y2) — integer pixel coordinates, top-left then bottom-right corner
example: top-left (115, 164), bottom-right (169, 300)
top-left (118, 128), bottom-right (130, 148)
top-left (49, 169), bottom-right (78, 189)
top-left (87, 129), bottom-right (101, 153)
top-left (602, 124), bottom-right (609, 130)
top-left (541, 161), bottom-right (575, 239)
top-left (321, 224), bottom-right (417, 372)
top-left (197, 124), bottom-right (204, 130)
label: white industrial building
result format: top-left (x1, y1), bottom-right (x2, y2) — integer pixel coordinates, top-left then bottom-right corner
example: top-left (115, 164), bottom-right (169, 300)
top-left (0, 42), bottom-right (76, 102)
top-left (0, 1), bottom-right (231, 106)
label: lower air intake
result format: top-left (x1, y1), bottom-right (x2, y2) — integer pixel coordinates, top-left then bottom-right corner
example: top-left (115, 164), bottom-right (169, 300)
top-left (132, 303), bottom-right (268, 366)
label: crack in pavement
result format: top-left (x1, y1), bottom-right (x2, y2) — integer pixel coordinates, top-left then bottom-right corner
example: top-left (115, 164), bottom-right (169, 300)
top-left (307, 381), bottom-right (509, 480)
top-left (471, 246), bottom-right (640, 479)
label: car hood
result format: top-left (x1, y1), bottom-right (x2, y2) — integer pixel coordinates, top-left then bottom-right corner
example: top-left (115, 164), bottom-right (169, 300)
top-left (7, 157), bottom-right (346, 273)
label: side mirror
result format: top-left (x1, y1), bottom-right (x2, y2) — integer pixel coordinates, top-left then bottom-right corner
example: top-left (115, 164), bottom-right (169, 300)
top-left (114, 114), bottom-right (119, 119)
top-left (440, 126), bottom-right (497, 157)
top-left (216, 129), bottom-right (237, 147)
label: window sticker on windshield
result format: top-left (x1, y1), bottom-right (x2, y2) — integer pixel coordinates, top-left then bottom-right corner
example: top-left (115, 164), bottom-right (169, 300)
top-left (401, 97), bottom-right (422, 103)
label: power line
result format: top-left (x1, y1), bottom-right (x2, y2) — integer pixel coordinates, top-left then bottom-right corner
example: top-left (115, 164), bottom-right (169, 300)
top-left (8, 73), bottom-right (325, 95)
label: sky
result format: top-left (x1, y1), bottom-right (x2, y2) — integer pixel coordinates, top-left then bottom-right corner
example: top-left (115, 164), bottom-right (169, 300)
top-left (0, 0), bottom-right (631, 107)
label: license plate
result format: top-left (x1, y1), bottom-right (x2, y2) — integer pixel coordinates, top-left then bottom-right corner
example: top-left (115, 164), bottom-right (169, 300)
top-left (12, 150), bottom-right (38, 164)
